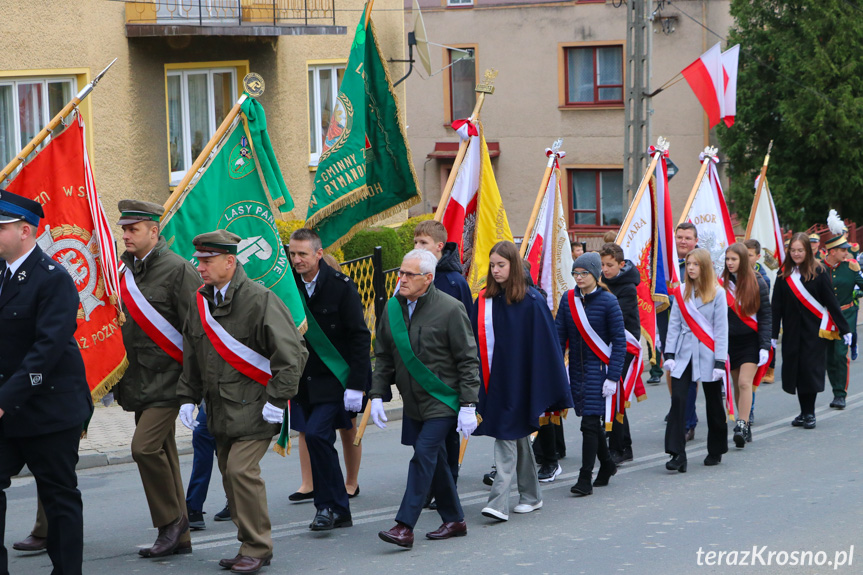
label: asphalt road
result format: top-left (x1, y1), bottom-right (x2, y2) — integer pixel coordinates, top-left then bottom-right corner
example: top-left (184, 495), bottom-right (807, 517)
top-left (6, 371), bottom-right (863, 575)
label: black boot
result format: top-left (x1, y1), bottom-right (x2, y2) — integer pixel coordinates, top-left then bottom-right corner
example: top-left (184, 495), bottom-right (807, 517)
top-left (732, 420), bottom-right (746, 449)
top-left (571, 470), bottom-right (593, 496)
top-left (593, 459), bottom-right (617, 487)
top-left (665, 454), bottom-right (687, 473)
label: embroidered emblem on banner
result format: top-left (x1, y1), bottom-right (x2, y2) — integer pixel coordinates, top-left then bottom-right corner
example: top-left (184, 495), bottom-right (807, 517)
top-left (36, 225), bottom-right (104, 321)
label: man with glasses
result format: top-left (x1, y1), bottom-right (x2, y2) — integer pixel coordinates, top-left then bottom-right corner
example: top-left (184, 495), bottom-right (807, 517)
top-left (369, 249), bottom-right (480, 549)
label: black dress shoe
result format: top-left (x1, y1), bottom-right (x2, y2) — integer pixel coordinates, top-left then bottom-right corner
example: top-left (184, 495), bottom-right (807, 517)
top-left (733, 421), bottom-right (746, 449)
top-left (830, 397), bottom-right (846, 409)
top-left (288, 490), bottom-right (315, 502)
top-left (333, 511), bottom-right (353, 528)
top-left (310, 508), bottom-right (335, 531)
top-left (803, 414), bottom-right (816, 429)
top-left (665, 454), bottom-right (687, 473)
top-left (704, 454), bottom-right (722, 466)
top-left (791, 414), bottom-right (806, 427)
top-left (347, 485), bottom-right (360, 499)
top-left (483, 468), bottom-right (496, 486)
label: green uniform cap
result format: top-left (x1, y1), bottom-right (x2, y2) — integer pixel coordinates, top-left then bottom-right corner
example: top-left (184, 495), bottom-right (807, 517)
top-left (117, 199), bottom-right (164, 226)
top-left (192, 229), bottom-right (242, 257)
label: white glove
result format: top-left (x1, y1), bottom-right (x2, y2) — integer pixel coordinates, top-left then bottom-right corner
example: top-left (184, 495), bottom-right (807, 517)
top-left (179, 403), bottom-right (198, 430)
top-left (758, 349), bottom-right (770, 367)
top-left (712, 368), bottom-right (726, 382)
top-left (663, 359), bottom-right (676, 373)
top-left (344, 389), bottom-right (364, 412)
top-left (771, 339), bottom-right (778, 349)
top-left (601, 379), bottom-right (617, 398)
top-left (370, 398), bottom-right (387, 429)
top-left (456, 406), bottom-right (478, 439)
top-left (261, 402), bottom-right (284, 424)
top-left (100, 391), bottom-right (114, 408)
top-left (843, 333), bottom-right (853, 346)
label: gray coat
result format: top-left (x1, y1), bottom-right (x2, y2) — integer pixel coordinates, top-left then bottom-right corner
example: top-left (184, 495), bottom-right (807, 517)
top-left (665, 287), bottom-right (728, 382)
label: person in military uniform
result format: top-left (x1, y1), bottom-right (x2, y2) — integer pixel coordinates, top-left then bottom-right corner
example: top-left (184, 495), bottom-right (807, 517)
top-left (287, 228), bottom-right (370, 530)
top-left (0, 189), bottom-right (93, 575)
top-left (115, 200), bottom-right (202, 557)
top-left (810, 233), bottom-right (826, 261)
top-left (177, 230), bottom-right (307, 574)
top-left (821, 213), bottom-right (863, 409)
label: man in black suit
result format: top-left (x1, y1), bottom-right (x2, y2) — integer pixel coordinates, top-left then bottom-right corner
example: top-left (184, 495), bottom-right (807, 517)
top-left (0, 189), bottom-right (93, 575)
top-left (288, 228), bottom-right (371, 531)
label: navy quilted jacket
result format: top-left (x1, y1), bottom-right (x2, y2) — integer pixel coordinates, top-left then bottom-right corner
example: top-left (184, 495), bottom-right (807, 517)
top-left (555, 287), bottom-right (626, 417)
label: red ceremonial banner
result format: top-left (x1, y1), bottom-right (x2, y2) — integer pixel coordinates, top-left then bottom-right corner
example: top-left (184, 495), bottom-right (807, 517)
top-left (7, 117), bottom-right (127, 400)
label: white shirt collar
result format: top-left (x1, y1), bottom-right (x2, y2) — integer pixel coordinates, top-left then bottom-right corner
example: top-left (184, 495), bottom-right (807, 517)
top-left (5, 244), bottom-right (37, 277)
top-left (215, 281), bottom-right (231, 301)
top-left (303, 270), bottom-right (320, 297)
top-left (135, 246), bottom-right (155, 264)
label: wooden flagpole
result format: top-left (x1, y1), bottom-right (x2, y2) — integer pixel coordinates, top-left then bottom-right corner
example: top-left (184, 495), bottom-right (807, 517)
top-left (519, 139), bottom-right (563, 259)
top-left (745, 141), bottom-right (774, 239)
top-left (0, 59), bottom-right (117, 183)
top-left (614, 140), bottom-right (666, 244)
top-left (676, 146), bottom-right (718, 227)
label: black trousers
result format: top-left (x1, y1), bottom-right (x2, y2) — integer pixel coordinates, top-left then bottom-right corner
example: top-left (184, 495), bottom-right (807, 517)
top-left (533, 421), bottom-right (566, 465)
top-left (609, 412), bottom-right (632, 452)
top-left (580, 415), bottom-right (612, 474)
top-left (665, 363), bottom-right (728, 458)
top-left (302, 401), bottom-right (350, 516)
top-left (395, 417), bottom-right (463, 529)
top-left (0, 425), bottom-right (83, 575)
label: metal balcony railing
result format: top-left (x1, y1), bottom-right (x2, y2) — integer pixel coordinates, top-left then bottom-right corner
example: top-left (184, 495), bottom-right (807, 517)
top-left (126, 0), bottom-right (336, 28)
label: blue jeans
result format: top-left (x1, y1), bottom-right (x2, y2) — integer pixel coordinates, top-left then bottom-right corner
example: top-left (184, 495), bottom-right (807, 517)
top-left (185, 405), bottom-right (216, 512)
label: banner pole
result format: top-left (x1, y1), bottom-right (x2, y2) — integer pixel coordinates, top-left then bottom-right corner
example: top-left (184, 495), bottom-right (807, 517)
top-left (615, 152), bottom-right (661, 245)
top-left (745, 141), bottom-right (774, 239)
top-left (0, 58), bottom-right (117, 183)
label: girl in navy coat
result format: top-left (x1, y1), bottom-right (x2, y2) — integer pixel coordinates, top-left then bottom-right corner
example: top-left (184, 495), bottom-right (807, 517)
top-left (556, 252), bottom-right (626, 497)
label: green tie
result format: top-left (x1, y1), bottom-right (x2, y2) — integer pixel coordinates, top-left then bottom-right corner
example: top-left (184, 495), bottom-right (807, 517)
top-left (215, 290), bottom-right (223, 306)
top-left (134, 260), bottom-right (143, 275)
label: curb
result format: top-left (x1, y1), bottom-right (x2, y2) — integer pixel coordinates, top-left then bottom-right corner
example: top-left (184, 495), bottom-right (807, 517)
top-left (17, 402), bottom-right (405, 478)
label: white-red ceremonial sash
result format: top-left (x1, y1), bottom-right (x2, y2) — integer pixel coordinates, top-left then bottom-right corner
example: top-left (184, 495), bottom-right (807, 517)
top-left (477, 290), bottom-right (494, 392)
top-left (673, 290), bottom-right (716, 352)
top-left (568, 290), bottom-right (611, 363)
top-left (724, 281), bottom-right (758, 333)
top-left (786, 270), bottom-right (838, 338)
top-left (724, 362), bottom-right (735, 421)
top-left (197, 292), bottom-right (271, 386)
top-left (622, 330), bottom-right (644, 404)
top-left (119, 271), bottom-right (183, 364)
top-left (753, 347), bottom-right (774, 390)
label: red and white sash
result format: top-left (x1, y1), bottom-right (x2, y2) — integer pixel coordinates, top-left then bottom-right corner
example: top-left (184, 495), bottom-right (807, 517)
top-left (672, 288), bottom-right (735, 419)
top-left (786, 270), bottom-right (839, 339)
top-left (477, 290), bottom-right (495, 392)
top-left (723, 279), bottom-right (773, 389)
top-left (119, 270), bottom-right (183, 364)
top-left (568, 290), bottom-right (615, 429)
top-left (196, 292), bottom-right (271, 386)
top-left (622, 330), bottom-right (644, 405)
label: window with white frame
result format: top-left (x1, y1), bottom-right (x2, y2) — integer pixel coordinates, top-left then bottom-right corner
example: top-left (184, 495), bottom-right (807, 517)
top-left (0, 77), bottom-right (76, 174)
top-left (308, 64), bottom-right (346, 166)
top-left (166, 67), bottom-right (237, 185)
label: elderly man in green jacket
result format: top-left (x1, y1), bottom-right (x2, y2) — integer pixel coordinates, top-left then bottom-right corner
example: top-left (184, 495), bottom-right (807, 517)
top-left (177, 230), bottom-right (307, 575)
top-left (370, 249), bottom-right (480, 550)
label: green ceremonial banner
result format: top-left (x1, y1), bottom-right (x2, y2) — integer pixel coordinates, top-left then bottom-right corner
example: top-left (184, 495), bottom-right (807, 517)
top-left (161, 95), bottom-right (306, 332)
top-left (305, 7), bottom-right (421, 249)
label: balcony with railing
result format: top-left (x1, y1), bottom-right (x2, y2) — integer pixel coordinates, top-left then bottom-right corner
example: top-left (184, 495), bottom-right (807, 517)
top-left (125, 0), bottom-right (345, 37)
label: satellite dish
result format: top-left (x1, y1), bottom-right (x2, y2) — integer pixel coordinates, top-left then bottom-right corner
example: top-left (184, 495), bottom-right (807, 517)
top-left (413, 0), bottom-right (432, 76)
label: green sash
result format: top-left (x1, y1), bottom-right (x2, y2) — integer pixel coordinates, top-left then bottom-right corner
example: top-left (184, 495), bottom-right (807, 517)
top-left (299, 294), bottom-right (351, 388)
top-left (387, 297), bottom-right (459, 412)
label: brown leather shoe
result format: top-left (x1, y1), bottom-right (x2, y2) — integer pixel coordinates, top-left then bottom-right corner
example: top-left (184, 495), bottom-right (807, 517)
top-left (142, 515), bottom-right (190, 558)
top-left (685, 428), bottom-right (695, 442)
top-left (230, 555), bottom-right (271, 574)
top-left (425, 521), bottom-right (467, 540)
top-left (378, 523), bottom-right (414, 548)
top-left (220, 554), bottom-right (243, 569)
top-left (12, 534), bottom-right (47, 552)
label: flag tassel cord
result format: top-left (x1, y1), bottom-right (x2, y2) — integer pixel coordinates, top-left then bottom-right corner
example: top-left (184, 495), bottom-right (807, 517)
top-left (433, 91), bottom-right (490, 222)
top-left (518, 148), bottom-right (559, 259)
top-left (744, 140), bottom-right (774, 239)
top-left (0, 58), bottom-right (117, 183)
top-left (162, 94), bottom-right (248, 218)
top-left (677, 152), bottom-right (713, 227)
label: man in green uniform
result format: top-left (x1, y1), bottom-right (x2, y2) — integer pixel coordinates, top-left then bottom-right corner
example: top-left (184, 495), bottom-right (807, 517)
top-left (115, 200), bottom-right (202, 558)
top-left (177, 230), bottom-right (307, 574)
top-left (823, 226), bottom-right (863, 410)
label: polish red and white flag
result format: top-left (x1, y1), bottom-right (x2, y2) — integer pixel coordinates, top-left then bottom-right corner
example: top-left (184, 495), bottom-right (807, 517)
top-left (721, 44), bottom-right (740, 128)
top-left (440, 119), bottom-right (480, 260)
top-left (682, 43), bottom-right (726, 128)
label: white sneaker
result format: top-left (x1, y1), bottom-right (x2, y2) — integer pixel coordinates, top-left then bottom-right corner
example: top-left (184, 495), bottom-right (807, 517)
top-left (481, 507), bottom-right (509, 521)
top-left (513, 501), bottom-right (543, 514)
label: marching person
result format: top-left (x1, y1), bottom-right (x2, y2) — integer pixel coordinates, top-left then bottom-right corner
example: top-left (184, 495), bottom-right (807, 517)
top-left (473, 242), bottom-right (572, 517)
top-left (744, 238), bottom-right (773, 390)
top-left (177, 230), bottom-right (307, 574)
top-left (810, 233), bottom-right (825, 261)
top-left (0, 189), bottom-right (93, 575)
top-left (115, 200), bottom-right (201, 557)
top-left (720, 243), bottom-right (771, 448)
top-left (821, 211), bottom-right (863, 410)
top-left (773, 233), bottom-right (851, 429)
top-left (557, 252), bottom-right (625, 496)
top-left (599, 243), bottom-right (642, 465)
top-left (287, 228), bottom-right (370, 531)
top-left (663, 248), bottom-right (729, 471)
top-left (413, 220), bottom-right (472, 503)
top-left (370, 249), bottom-right (480, 549)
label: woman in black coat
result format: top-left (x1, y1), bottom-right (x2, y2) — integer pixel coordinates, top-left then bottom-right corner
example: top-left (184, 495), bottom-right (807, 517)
top-left (772, 233), bottom-right (851, 429)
